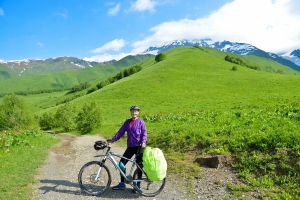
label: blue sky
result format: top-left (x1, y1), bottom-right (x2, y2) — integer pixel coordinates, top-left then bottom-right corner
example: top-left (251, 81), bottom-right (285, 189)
top-left (1, 0), bottom-right (300, 62)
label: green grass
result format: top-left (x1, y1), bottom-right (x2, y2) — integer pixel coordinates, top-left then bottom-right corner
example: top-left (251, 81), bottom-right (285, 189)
top-left (243, 55), bottom-right (298, 74)
top-left (46, 47), bottom-right (299, 125)
top-left (0, 54), bottom-right (153, 94)
top-left (0, 130), bottom-right (60, 200)
top-left (24, 91), bottom-right (68, 112)
top-left (0, 91), bottom-right (69, 113)
top-left (141, 104), bottom-right (300, 198)
top-left (0, 64), bottom-right (18, 81)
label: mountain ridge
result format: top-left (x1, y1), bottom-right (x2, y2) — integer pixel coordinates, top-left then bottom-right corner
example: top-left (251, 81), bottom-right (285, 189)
top-left (0, 54), bottom-right (153, 94)
top-left (0, 56), bottom-right (115, 78)
top-left (143, 39), bottom-right (300, 71)
top-left (281, 49), bottom-right (300, 66)
top-left (1, 40), bottom-right (300, 77)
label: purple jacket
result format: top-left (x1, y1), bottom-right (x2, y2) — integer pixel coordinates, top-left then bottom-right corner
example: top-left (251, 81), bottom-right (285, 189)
top-left (111, 118), bottom-right (147, 147)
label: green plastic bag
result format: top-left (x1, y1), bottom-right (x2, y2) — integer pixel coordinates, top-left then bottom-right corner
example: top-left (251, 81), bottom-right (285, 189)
top-left (142, 147), bottom-right (167, 181)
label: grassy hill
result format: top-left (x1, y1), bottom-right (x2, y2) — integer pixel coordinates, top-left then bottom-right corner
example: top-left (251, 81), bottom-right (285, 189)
top-left (0, 64), bottom-right (18, 81)
top-left (0, 57), bottom-right (115, 79)
top-left (42, 46), bottom-right (298, 122)
top-left (6, 46), bottom-right (298, 120)
top-left (0, 54), bottom-right (152, 94)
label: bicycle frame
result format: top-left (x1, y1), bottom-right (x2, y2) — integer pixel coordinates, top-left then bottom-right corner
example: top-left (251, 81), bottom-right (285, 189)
top-left (94, 145), bottom-right (145, 186)
top-left (78, 143), bottom-right (166, 197)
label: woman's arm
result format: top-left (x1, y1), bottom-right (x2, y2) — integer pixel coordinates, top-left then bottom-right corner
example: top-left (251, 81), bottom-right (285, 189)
top-left (111, 120), bottom-right (128, 142)
top-left (140, 120), bottom-right (147, 146)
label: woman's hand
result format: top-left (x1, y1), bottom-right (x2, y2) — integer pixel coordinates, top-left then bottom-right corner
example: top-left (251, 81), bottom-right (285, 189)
top-left (141, 143), bottom-right (146, 148)
top-left (107, 139), bottom-right (112, 144)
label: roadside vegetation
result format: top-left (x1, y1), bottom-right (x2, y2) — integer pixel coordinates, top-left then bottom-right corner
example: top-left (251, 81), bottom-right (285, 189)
top-left (0, 94), bottom-right (36, 129)
top-left (39, 101), bottom-right (102, 134)
top-left (0, 46), bottom-right (299, 199)
top-left (142, 104), bottom-right (300, 199)
top-left (0, 130), bottom-right (60, 200)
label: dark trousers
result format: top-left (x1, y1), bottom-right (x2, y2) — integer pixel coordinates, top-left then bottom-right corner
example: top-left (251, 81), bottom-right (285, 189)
top-left (120, 146), bottom-right (144, 182)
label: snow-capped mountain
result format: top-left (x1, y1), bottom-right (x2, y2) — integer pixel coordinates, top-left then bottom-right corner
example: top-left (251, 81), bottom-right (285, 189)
top-left (0, 56), bottom-right (114, 79)
top-left (143, 39), bottom-right (300, 71)
top-left (144, 39), bottom-right (213, 54)
top-left (1, 40), bottom-right (300, 80)
top-left (281, 49), bottom-right (300, 67)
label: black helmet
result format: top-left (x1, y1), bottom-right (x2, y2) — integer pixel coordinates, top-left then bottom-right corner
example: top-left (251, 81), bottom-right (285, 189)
top-left (94, 140), bottom-right (107, 150)
top-left (130, 105), bottom-right (140, 111)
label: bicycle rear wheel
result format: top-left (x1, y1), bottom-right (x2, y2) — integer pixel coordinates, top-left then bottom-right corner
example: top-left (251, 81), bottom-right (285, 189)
top-left (132, 168), bottom-right (166, 197)
top-left (78, 161), bottom-right (111, 195)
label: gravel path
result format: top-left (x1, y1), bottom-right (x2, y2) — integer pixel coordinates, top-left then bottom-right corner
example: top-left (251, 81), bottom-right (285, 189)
top-left (32, 133), bottom-right (249, 200)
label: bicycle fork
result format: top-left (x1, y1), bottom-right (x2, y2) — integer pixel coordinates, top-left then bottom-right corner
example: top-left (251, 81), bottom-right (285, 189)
top-left (93, 156), bottom-right (107, 181)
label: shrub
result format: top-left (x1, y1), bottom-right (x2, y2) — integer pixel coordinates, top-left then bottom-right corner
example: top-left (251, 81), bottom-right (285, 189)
top-left (39, 112), bottom-right (56, 130)
top-left (276, 69), bottom-right (284, 74)
top-left (155, 53), bottom-right (166, 62)
top-left (54, 102), bottom-right (77, 131)
top-left (129, 65), bottom-right (142, 74)
top-left (95, 65), bottom-right (142, 91)
top-left (86, 87), bottom-right (97, 94)
top-left (96, 80), bottom-right (109, 89)
top-left (75, 101), bottom-right (101, 134)
top-left (0, 94), bottom-right (35, 129)
top-left (0, 88), bottom-right (69, 97)
top-left (232, 66), bottom-right (238, 71)
top-left (68, 82), bottom-right (91, 94)
top-left (225, 55), bottom-right (261, 71)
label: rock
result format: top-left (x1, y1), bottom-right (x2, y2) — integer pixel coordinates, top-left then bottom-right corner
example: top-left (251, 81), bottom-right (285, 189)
top-left (194, 155), bottom-right (231, 168)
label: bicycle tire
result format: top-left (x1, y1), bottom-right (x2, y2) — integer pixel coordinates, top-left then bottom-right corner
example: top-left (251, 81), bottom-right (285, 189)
top-left (78, 161), bottom-right (111, 195)
top-left (132, 168), bottom-right (166, 197)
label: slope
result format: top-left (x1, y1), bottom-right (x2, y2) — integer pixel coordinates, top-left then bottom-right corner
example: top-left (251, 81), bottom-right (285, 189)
top-left (0, 54), bottom-right (153, 94)
top-left (0, 57), bottom-right (115, 80)
top-left (0, 64), bottom-right (18, 81)
top-left (41, 46), bottom-right (300, 126)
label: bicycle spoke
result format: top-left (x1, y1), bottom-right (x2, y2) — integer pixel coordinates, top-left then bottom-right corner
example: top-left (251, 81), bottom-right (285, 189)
top-left (133, 168), bottom-right (166, 197)
top-left (78, 161), bottom-right (111, 195)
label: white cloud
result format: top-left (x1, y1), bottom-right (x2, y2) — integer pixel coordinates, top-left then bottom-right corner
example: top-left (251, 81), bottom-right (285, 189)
top-left (0, 8), bottom-right (4, 16)
top-left (132, 0), bottom-right (300, 54)
top-left (36, 42), bottom-right (44, 47)
top-left (91, 39), bottom-right (126, 53)
top-left (54, 8), bottom-right (68, 19)
top-left (84, 53), bottom-right (135, 62)
top-left (130, 0), bottom-right (157, 12)
top-left (105, 2), bottom-right (116, 6)
top-left (108, 3), bottom-right (120, 16)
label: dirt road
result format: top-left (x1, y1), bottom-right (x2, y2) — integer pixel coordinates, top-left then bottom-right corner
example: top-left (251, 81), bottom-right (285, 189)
top-left (32, 133), bottom-right (190, 200)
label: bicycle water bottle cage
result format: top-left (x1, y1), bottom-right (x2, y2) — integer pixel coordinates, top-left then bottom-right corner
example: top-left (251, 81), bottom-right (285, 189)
top-left (119, 162), bottom-right (126, 171)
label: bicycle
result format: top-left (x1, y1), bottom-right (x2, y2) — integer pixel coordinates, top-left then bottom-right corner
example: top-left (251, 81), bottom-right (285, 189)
top-left (78, 140), bottom-right (166, 197)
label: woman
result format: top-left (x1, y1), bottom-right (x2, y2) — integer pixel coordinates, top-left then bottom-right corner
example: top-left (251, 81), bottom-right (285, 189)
top-left (107, 105), bottom-right (147, 193)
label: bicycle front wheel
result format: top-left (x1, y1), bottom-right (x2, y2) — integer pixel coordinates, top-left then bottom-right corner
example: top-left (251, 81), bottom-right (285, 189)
top-left (133, 168), bottom-right (166, 197)
top-left (78, 161), bottom-right (111, 195)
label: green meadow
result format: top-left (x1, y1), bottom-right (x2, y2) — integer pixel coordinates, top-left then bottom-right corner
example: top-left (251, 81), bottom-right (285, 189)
top-left (0, 54), bottom-right (152, 94)
top-left (0, 130), bottom-right (60, 200)
top-left (46, 47), bottom-right (299, 121)
top-left (1, 46), bottom-right (300, 199)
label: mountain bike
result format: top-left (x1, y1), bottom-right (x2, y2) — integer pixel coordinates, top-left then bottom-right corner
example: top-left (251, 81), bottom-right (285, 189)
top-left (78, 141), bottom-right (166, 197)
